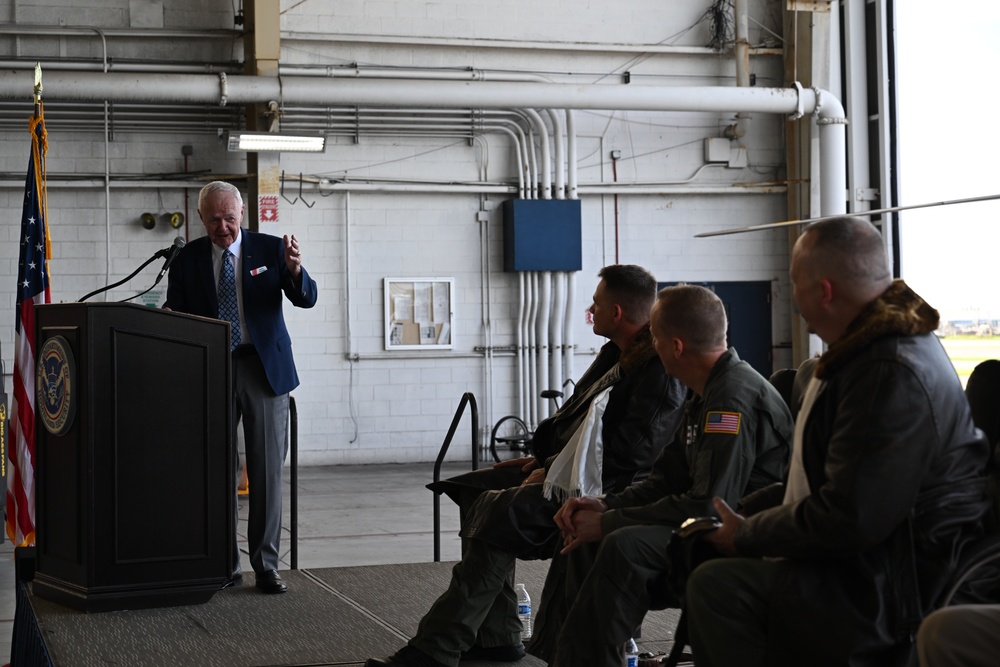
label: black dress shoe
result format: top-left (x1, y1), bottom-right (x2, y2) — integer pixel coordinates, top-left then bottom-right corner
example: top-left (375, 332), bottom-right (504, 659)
top-left (255, 569), bottom-right (288, 594)
top-left (364, 659), bottom-right (407, 667)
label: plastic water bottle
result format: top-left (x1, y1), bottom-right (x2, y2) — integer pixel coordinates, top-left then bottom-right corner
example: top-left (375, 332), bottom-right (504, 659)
top-left (624, 637), bottom-right (639, 667)
top-left (515, 583), bottom-right (532, 639)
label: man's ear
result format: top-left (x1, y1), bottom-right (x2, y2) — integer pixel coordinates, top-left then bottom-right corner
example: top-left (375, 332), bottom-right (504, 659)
top-left (672, 336), bottom-right (684, 359)
top-left (612, 303), bottom-right (624, 322)
top-left (819, 278), bottom-right (834, 309)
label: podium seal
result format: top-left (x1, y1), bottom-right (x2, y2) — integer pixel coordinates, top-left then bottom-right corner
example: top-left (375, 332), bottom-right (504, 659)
top-left (36, 335), bottom-right (77, 436)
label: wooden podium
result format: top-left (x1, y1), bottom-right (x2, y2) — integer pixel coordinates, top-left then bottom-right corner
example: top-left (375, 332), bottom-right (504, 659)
top-left (32, 302), bottom-right (233, 612)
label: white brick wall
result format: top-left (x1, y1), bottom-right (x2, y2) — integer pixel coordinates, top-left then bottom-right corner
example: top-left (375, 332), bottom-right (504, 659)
top-left (1, 0), bottom-right (796, 465)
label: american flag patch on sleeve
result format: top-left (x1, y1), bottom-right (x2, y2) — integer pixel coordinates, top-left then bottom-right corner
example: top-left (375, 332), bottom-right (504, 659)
top-left (704, 411), bottom-right (741, 434)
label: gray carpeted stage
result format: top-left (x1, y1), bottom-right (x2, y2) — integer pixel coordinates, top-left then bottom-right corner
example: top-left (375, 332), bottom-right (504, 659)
top-left (21, 560), bottom-right (681, 666)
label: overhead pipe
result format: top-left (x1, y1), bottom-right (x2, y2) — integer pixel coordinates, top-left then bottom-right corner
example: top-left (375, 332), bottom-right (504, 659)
top-left (0, 71), bottom-right (831, 116)
top-left (0, 72), bottom-right (848, 212)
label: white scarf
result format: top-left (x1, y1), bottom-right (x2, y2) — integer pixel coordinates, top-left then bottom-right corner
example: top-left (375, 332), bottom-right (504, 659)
top-left (783, 375), bottom-right (826, 505)
top-left (543, 386), bottom-right (613, 503)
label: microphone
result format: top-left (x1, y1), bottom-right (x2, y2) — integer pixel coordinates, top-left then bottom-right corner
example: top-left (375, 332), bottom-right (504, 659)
top-left (153, 236), bottom-right (186, 286)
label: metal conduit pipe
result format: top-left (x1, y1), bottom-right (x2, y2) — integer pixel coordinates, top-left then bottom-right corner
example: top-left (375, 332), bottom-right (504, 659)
top-left (546, 109), bottom-right (566, 201)
top-left (483, 127), bottom-right (526, 198)
top-left (542, 110), bottom-right (568, 398)
top-left (0, 24), bottom-right (241, 40)
top-left (279, 65), bottom-right (556, 84)
top-left (527, 273), bottom-right (539, 428)
top-left (474, 137), bottom-right (495, 442)
top-left (517, 272), bottom-right (528, 423)
top-left (520, 109), bottom-right (552, 200)
top-left (279, 30), bottom-right (776, 57)
top-left (1, 179), bottom-right (784, 197)
top-left (563, 271), bottom-right (576, 387)
top-left (0, 60), bottom-right (240, 74)
top-left (549, 272), bottom-right (565, 399)
top-left (536, 272), bottom-right (551, 421)
top-left (563, 111), bottom-right (579, 385)
top-left (566, 110), bottom-right (578, 200)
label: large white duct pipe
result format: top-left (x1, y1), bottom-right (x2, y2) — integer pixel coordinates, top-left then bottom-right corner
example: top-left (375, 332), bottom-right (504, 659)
top-left (0, 72), bottom-right (847, 210)
top-left (0, 71), bottom-right (827, 116)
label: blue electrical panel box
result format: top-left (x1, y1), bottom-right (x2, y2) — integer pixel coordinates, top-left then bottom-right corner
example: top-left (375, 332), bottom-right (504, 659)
top-left (502, 199), bottom-right (582, 272)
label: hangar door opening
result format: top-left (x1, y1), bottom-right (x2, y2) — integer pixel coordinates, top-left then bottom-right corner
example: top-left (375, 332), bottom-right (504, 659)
top-left (660, 281), bottom-right (773, 378)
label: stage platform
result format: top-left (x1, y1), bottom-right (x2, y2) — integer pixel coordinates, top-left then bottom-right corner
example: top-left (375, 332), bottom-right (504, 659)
top-left (14, 559), bottom-right (681, 666)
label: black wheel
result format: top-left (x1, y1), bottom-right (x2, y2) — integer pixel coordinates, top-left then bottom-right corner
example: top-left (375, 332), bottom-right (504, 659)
top-left (490, 415), bottom-right (532, 463)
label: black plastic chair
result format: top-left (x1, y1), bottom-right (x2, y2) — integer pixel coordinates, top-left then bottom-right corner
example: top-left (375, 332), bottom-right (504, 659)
top-left (935, 359), bottom-right (1000, 608)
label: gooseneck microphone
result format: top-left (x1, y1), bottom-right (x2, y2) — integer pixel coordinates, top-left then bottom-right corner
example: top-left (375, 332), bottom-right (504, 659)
top-left (78, 236), bottom-right (187, 303)
top-left (153, 236), bottom-right (186, 286)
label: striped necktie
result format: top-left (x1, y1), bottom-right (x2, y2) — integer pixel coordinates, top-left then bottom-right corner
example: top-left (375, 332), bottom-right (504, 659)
top-left (218, 249), bottom-right (241, 350)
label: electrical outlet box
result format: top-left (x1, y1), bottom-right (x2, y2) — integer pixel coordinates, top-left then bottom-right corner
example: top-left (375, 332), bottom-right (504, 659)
top-left (705, 138), bottom-right (731, 163)
top-left (502, 199), bottom-right (582, 272)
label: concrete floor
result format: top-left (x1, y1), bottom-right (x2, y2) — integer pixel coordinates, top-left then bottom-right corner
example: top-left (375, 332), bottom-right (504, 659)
top-left (1, 461), bottom-right (470, 665)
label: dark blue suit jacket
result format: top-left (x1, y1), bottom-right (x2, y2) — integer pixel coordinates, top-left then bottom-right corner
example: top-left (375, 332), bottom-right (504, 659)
top-left (165, 230), bottom-right (318, 395)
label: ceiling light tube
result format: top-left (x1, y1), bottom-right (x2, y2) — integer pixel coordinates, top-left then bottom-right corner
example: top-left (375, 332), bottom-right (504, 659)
top-left (226, 131), bottom-right (326, 153)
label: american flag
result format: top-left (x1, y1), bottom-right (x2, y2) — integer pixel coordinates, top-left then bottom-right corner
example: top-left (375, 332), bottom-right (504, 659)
top-left (5, 109), bottom-right (51, 546)
top-left (704, 410), bottom-right (741, 435)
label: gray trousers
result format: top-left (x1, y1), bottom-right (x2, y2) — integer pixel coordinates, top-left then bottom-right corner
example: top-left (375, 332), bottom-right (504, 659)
top-left (233, 350), bottom-right (289, 574)
top-left (529, 525), bottom-right (676, 667)
top-left (408, 538), bottom-right (523, 667)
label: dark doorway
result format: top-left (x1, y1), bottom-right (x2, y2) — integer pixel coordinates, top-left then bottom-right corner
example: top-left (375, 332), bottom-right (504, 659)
top-left (659, 281), bottom-right (773, 378)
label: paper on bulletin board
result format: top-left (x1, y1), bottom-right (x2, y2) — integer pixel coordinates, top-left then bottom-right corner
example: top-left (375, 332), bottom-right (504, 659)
top-left (384, 277), bottom-right (455, 350)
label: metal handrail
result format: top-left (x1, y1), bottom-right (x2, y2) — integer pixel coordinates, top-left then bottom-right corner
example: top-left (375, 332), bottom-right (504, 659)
top-left (431, 392), bottom-right (479, 562)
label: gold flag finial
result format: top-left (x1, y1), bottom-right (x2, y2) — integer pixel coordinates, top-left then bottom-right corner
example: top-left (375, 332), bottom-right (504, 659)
top-left (33, 62), bottom-right (43, 106)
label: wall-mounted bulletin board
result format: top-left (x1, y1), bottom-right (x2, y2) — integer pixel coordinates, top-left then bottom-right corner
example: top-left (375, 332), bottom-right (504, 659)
top-left (384, 277), bottom-right (454, 350)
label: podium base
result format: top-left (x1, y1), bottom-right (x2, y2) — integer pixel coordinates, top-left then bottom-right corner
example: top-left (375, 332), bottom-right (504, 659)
top-left (32, 572), bottom-right (222, 613)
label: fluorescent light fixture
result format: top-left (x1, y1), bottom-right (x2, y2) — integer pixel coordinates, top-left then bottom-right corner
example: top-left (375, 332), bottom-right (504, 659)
top-left (226, 131), bottom-right (326, 153)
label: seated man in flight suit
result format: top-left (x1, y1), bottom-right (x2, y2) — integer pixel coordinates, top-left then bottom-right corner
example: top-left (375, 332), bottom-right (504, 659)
top-left (366, 264), bottom-right (687, 667)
